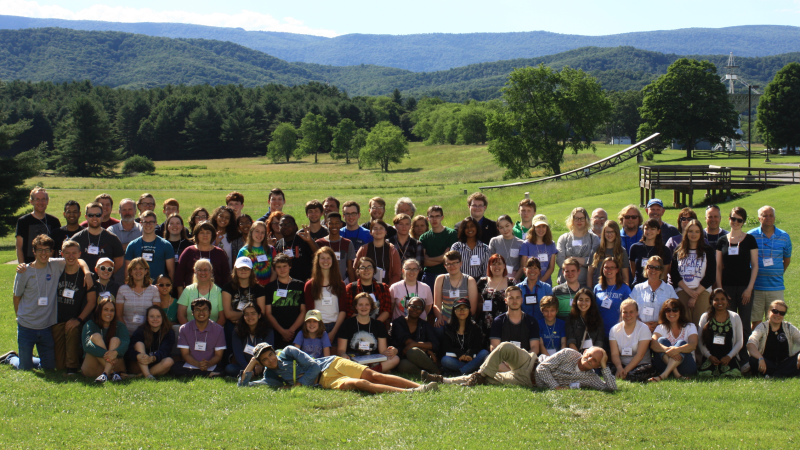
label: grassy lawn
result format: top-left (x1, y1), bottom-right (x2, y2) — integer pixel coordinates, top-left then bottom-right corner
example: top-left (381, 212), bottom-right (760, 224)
top-left (1, 142), bottom-right (799, 448)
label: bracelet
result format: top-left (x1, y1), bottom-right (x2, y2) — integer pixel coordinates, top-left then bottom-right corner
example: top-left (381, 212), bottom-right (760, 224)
top-left (758, 357), bottom-right (764, 361)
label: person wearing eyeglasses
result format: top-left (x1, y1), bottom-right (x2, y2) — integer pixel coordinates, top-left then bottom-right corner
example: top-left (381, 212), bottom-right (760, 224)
top-left (345, 257), bottom-right (393, 327)
top-left (433, 250), bottom-right (479, 334)
top-left (555, 207), bottom-right (599, 288)
top-left (123, 210), bottom-right (175, 283)
top-left (173, 297), bottom-right (225, 378)
top-left (630, 256), bottom-right (678, 333)
top-left (107, 199), bottom-right (142, 284)
top-left (746, 300), bottom-right (800, 379)
top-left (175, 221), bottom-right (231, 294)
top-left (390, 259), bottom-right (435, 321)
top-left (715, 206), bottom-right (758, 370)
top-left (71, 201), bottom-right (124, 276)
top-left (589, 208), bottom-right (608, 239)
top-left (454, 192), bottom-right (498, 245)
top-left (361, 197), bottom-right (397, 240)
top-left (419, 205), bottom-right (458, 290)
top-left (748, 206), bottom-right (792, 330)
top-left (92, 257), bottom-right (121, 304)
top-left (340, 201), bottom-right (373, 253)
top-left (187, 207), bottom-right (210, 238)
top-left (353, 220), bottom-right (402, 286)
top-left (648, 299), bottom-right (698, 381)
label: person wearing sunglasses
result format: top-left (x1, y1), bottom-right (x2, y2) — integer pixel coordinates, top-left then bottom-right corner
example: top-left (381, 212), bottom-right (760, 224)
top-left (715, 206), bottom-right (759, 370)
top-left (71, 201), bottom-right (124, 276)
top-left (92, 257), bottom-right (121, 305)
top-left (746, 300), bottom-right (800, 378)
top-left (649, 299), bottom-right (698, 381)
top-left (630, 256), bottom-right (678, 333)
top-left (124, 210), bottom-right (175, 283)
top-left (155, 274), bottom-right (178, 324)
top-left (617, 204), bottom-right (644, 256)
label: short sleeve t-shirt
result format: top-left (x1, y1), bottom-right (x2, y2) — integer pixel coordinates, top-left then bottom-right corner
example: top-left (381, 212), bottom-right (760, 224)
top-left (124, 235), bottom-right (175, 280)
top-left (519, 242), bottom-right (558, 272)
top-left (221, 282), bottom-right (267, 312)
top-left (292, 331), bottom-right (331, 358)
top-left (264, 279), bottom-right (306, 330)
top-left (538, 318), bottom-right (566, 352)
top-left (419, 227), bottom-right (458, 276)
top-left (71, 228), bottom-right (125, 272)
top-left (316, 237), bottom-right (356, 282)
top-left (91, 275), bottom-right (121, 304)
top-left (389, 280), bottom-right (433, 320)
top-left (340, 226), bottom-right (373, 252)
top-left (488, 236), bottom-right (525, 273)
top-left (609, 321), bottom-right (652, 366)
top-left (276, 237), bottom-right (314, 282)
top-left (716, 234), bottom-right (758, 287)
top-left (116, 285), bottom-right (160, 334)
top-left (15, 214), bottom-right (62, 263)
top-left (13, 260), bottom-right (65, 329)
top-left (594, 283), bottom-right (631, 338)
top-left (237, 245), bottom-right (277, 286)
top-left (489, 312), bottom-right (540, 351)
top-left (52, 225), bottom-right (85, 257)
top-left (56, 267), bottom-right (91, 324)
top-left (337, 317), bottom-right (389, 356)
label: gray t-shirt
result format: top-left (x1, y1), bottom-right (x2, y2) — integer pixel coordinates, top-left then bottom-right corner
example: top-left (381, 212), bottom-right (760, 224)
top-left (13, 260), bottom-right (66, 330)
top-left (488, 235), bottom-right (525, 274)
top-left (107, 222), bottom-right (142, 284)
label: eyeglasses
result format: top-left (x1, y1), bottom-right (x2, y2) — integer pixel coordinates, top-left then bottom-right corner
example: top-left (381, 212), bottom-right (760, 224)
top-left (358, 266), bottom-right (374, 271)
top-left (771, 309), bottom-right (787, 316)
top-left (157, 283), bottom-right (172, 288)
top-left (408, 304), bottom-right (424, 311)
top-left (443, 261), bottom-right (460, 267)
top-left (34, 248), bottom-right (52, 254)
top-left (664, 307), bottom-right (680, 313)
top-left (141, 221), bottom-right (157, 225)
top-left (573, 216), bottom-right (586, 221)
top-left (679, 217), bottom-right (692, 222)
top-left (646, 265), bottom-right (663, 271)
top-left (86, 213), bottom-right (102, 218)
top-left (195, 215), bottom-right (208, 221)
top-left (140, 202), bottom-right (155, 207)
top-left (729, 217), bottom-right (744, 223)
top-left (192, 307), bottom-right (210, 313)
top-left (97, 266), bottom-right (114, 272)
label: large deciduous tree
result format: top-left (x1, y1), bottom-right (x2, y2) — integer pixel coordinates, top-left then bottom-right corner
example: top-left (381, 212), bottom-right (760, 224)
top-left (267, 122), bottom-right (299, 163)
top-left (297, 112), bottom-right (328, 163)
top-left (638, 58), bottom-right (739, 158)
top-left (50, 97), bottom-right (122, 177)
top-left (487, 65), bottom-right (611, 177)
top-left (330, 118), bottom-right (357, 164)
top-left (360, 121), bottom-right (409, 172)
top-left (756, 62), bottom-right (800, 152)
top-left (607, 90), bottom-right (644, 144)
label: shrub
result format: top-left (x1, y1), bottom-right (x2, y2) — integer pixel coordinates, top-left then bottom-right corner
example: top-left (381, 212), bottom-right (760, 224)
top-left (122, 155), bottom-right (156, 175)
top-left (644, 150), bottom-right (655, 161)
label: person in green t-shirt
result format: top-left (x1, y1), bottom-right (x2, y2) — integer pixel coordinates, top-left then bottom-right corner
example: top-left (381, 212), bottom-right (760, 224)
top-left (513, 199), bottom-right (537, 239)
top-left (419, 205), bottom-right (458, 289)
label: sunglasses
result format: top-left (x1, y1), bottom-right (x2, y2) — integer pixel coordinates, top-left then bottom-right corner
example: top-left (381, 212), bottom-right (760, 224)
top-left (97, 266), bottom-right (114, 272)
top-left (646, 265), bottom-right (663, 271)
top-left (771, 309), bottom-right (787, 316)
top-left (157, 283), bottom-right (172, 288)
top-left (408, 304), bottom-right (424, 311)
top-left (729, 217), bottom-right (745, 223)
top-left (679, 217), bottom-right (692, 222)
top-left (664, 307), bottom-right (680, 313)
top-left (86, 213), bottom-right (103, 218)
top-left (623, 215), bottom-right (639, 220)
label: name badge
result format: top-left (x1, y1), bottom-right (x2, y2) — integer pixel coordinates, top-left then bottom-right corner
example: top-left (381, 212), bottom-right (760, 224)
top-left (728, 246), bottom-right (739, 255)
top-left (641, 259), bottom-right (648, 268)
top-left (470, 255), bottom-right (480, 266)
top-left (621, 347), bottom-right (633, 356)
top-left (483, 300), bottom-right (492, 312)
top-left (256, 254), bottom-right (268, 262)
top-left (445, 352), bottom-right (458, 358)
top-left (237, 301), bottom-right (247, 311)
top-left (276, 289), bottom-right (288, 298)
top-left (547, 348), bottom-right (557, 355)
top-left (38, 297), bottom-right (48, 306)
top-left (537, 253), bottom-right (549, 263)
top-left (132, 314), bottom-right (145, 324)
top-left (333, 251), bottom-right (341, 261)
top-left (643, 307), bottom-right (655, 316)
top-left (322, 298), bottom-right (333, 306)
top-left (244, 344), bottom-right (256, 355)
top-left (369, 293), bottom-right (377, 302)
top-left (510, 341), bottom-right (521, 348)
top-left (506, 265), bottom-right (515, 275)
top-left (377, 268), bottom-right (386, 280)
top-left (100, 291), bottom-right (111, 299)
top-left (449, 289), bottom-right (460, 298)
top-left (601, 298), bottom-right (612, 309)
top-left (713, 335), bottom-right (725, 345)
top-left (358, 341), bottom-right (370, 351)
top-left (175, 254), bottom-right (180, 261)
top-left (509, 249), bottom-right (519, 258)
top-left (142, 252), bottom-right (153, 262)
top-left (569, 382), bottom-right (581, 389)
top-left (764, 258), bottom-right (774, 267)
top-left (572, 239), bottom-right (583, 246)
top-left (62, 288), bottom-right (75, 299)
top-left (526, 295), bottom-right (537, 304)
top-left (194, 341), bottom-right (207, 352)
top-left (582, 339), bottom-right (593, 349)
top-left (87, 245), bottom-right (99, 255)
top-left (283, 249), bottom-right (294, 257)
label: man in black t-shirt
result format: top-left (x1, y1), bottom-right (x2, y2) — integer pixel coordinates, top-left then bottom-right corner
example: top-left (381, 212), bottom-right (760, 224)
top-left (275, 215), bottom-right (318, 283)
top-left (52, 200), bottom-right (85, 257)
top-left (489, 286), bottom-right (541, 353)
top-left (71, 202), bottom-right (124, 275)
top-left (16, 187), bottom-right (62, 263)
top-left (264, 254), bottom-right (307, 349)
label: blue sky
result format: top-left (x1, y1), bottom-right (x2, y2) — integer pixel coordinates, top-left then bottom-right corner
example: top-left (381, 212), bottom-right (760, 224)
top-left (2, 0), bottom-right (799, 37)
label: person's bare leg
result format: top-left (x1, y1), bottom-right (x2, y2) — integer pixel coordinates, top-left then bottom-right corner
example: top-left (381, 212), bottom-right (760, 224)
top-left (130, 342), bottom-right (149, 377)
top-left (659, 354), bottom-right (680, 379)
top-left (380, 355), bottom-right (400, 371)
top-left (339, 378), bottom-right (409, 393)
top-left (103, 337), bottom-right (121, 375)
top-left (363, 368), bottom-right (419, 388)
top-left (81, 355), bottom-right (106, 378)
top-left (149, 358), bottom-right (174, 376)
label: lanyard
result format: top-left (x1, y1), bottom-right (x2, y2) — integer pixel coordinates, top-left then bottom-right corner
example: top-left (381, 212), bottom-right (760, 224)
top-left (543, 322), bottom-right (558, 348)
top-left (89, 231), bottom-right (102, 249)
top-left (194, 328), bottom-right (208, 345)
top-left (61, 268), bottom-right (81, 292)
top-left (402, 281), bottom-right (418, 299)
top-left (35, 264), bottom-right (50, 300)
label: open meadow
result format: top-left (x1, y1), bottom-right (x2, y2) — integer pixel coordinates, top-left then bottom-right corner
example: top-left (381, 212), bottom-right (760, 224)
top-left (1, 142), bottom-right (799, 448)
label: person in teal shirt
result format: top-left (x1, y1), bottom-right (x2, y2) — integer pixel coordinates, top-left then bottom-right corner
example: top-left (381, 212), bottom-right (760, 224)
top-left (81, 298), bottom-right (130, 383)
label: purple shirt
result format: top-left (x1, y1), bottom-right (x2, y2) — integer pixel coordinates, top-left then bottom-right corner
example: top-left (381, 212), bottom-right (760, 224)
top-left (177, 320), bottom-right (226, 369)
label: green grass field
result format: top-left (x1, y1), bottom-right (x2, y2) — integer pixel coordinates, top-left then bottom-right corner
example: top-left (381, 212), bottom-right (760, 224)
top-left (1, 142), bottom-right (799, 448)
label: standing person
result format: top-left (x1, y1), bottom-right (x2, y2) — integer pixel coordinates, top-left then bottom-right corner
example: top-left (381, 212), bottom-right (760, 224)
top-left (156, 198), bottom-right (180, 237)
top-left (618, 204), bottom-right (644, 255)
top-left (256, 188), bottom-right (286, 222)
top-left (716, 206), bottom-right (758, 367)
top-left (520, 214), bottom-right (558, 286)
top-left (476, 255), bottom-right (514, 347)
top-left (177, 259), bottom-right (225, 325)
top-left (52, 200), bottom-right (85, 256)
top-left (552, 257), bottom-right (583, 320)
top-left (236, 221), bottom-right (277, 286)
top-left (316, 213), bottom-right (357, 282)
top-left (126, 306), bottom-right (175, 379)
top-left (489, 286), bottom-right (541, 353)
top-left (512, 198), bottom-right (536, 239)
top-left (231, 214), bottom-right (254, 259)
top-left (566, 288), bottom-right (605, 352)
top-left (71, 202), bottom-right (124, 275)
top-left (696, 289), bottom-right (744, 377)
top-left (489, 215), bottom-right (525, 282)
top-left (173, 298), bottom-right (225, 378)
top-left (388, 213), bottom-right (425, 277)
top-left (226, 191), bottom-right (245, 219)
top-left (155, 274), bottom-right (178, 324)
top-left (107, 199), bottom-right (142, 284)
top-left (515, 257), bottom-right (553, 321)
top-left (555, 207), bottom-right (599, 287)
top-left (394, 197), bottom-right (416, 218)
top-left (390, 259), bottom-right (434, 321)
top-left (263, 254), bottom-right (306, 349)
top-left (454, 192), bottom-right (498, 245)
top-left (265, 211), bottom-right (285, 248)
top-left (587, 221), bottom-right (630, 288)
top-left (92, 258), bottom-right (121, 304)
top-left (594, 257), bottom-right (632, 340)
top-left (629, 219), bottom-right (672, 287)
top-left (226, 303), bottom-right (273, 377)
top-left (390, 297), bottom-right (441, 375)
top-left (221, 257), bottom-right (267, 353)
top-left (323, 196), bottom-right (340, 218)
top-left (304, 200), bottom-right (329, 241)
top-left (649, 299), bottom-right (698, 381)
top-left (665, 207), bottom-right (700, 253)
top-left (210, 205), bottom-right (241, 270)
top-left (608, 299), bottom-right (653, 381)
top-left (704, 205), bottom-right (728, 249)
top-left (410, 215), bottom-right (429, 240)
top-left (345, 257), bottom-right (393, 326)
top-left (188, 207), bottom-right (210, 236)
top-left (81, 298), bottom-right (129, 382)
top-left (670, 219), bottom-right (716, 326)
top-left (292, 310), bottom-right (332, 358)
top-left (135, 194), bottom-right (161, 234)
top-left (419, 205), bottom-right (458, 289)
top-left (336, 293), bottom-right (400, 373)
top-left (175, 222), bottom-right (230, 294)
top-left (303, 247), bottom-right (348, 342)
top-left (164, 214), bottom-right (192, 266)
top-left (645, 198), bottom-right (679, 242)
top-left (115, 257), bottom-right (161, 335)
top-left (276, 214), bottom-right (319, 283)
top-left (589, 208), bottom-right (608, 238)
top-left (434, 251), bottom-right (479, 331)
top-left (80, 194), bottom-right (119, 229)
top-left (16, 187), bottom-right (61, 264)
top-left (124, 211), bottom-right (175, 282)
top-left (538, 296), bottom-right (567, 356)
top-left (450, 217), bottom-right (491, 281)
top-left (354, 220), bottom-right (402, 285)
top-left (746, 300), bottom-right (800, 379)
top-left (440, 298), bottom-right (489, 375)
top-left (340, 201), bottom-right (373, 252)
top-left (361, 197), bottom-right (397, 240)
top-left (630, 256), bottom-right (677, 333)
top-left (748, 206), bottom-right (792, 328)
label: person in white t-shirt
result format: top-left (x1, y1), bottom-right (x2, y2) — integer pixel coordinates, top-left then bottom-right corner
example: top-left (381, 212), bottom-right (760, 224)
top-left (609, 299), bottom-right (653, 381)
top-left (649, 298), bottom-right (698, 381)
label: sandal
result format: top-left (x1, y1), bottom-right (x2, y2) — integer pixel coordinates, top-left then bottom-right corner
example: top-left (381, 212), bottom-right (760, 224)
top-left (647, 376), bottom-right (662, 382)
top-left (677, 375), bottom-right (691, 381)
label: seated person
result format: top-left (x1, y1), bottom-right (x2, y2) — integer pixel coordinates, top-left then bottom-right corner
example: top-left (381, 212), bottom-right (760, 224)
top-left (238, 343), bottom-right (437, 393)
top-left (93, 257), bottom-right (121, 304)
top-left (649, 299), bottom-right (698, 382)
top-left (390, 297), bottom-right (440, 375)
top-left (552, 257), bottom-right (583, 320)
top-left (441, 298), bottom-right (489, 376)
top-left (227, 303), bottom-right (274, 378)
top-left (534, 347), bottom-right (616, 391)
top-left (538, 296), bottom-right (566, 357)
top-left (126, 306), bottom-right (175, 379)
top-left (697, 288), bottom-right (743, 377)
top-left (177, 259), bottom-right (225, 326)
top-left (515, 257), bottom-right (553, 321)
top-left (345, 257), bottom-right (392, 326)
top-left (81, 298), bottom-right (130, 383)
top-left (292, 310), bottom-right (331, 358)
top-left (336, 293), bottom-right (400, 373)
top-left (747, 300), bottom-right (800, 379)
top-left (565, 288), bottom-right (605, 352)
top-left (489, 286), bottom-right (540, 353)
top-left (609, 299), bottom-right (653, 381)
top-left (173, 298), bottom-right (226, 377)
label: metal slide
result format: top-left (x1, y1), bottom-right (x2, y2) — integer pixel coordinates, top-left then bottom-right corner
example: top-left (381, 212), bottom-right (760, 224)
top-left (480, 133), bottom-right (662, 190)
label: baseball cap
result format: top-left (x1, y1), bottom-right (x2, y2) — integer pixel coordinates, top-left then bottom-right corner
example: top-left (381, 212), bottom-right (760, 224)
top-left (453, 298), bottom-right (470, 309)
top-left (646, 199), bottom-right (664, 208)
top-left (252, 342), bottom-right (274, 359)
top-left (96, 257), bottom-right (114, 267)
top-left (234, 256), bottom-right (253, 269)
top-left (304, 310), bottom-right (323, 322)
top-left (532, 214), bottom-right (549, 227)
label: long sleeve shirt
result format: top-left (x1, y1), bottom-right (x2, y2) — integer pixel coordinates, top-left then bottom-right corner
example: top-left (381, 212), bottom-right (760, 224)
top-left (697, 311), bottom-right (743, 360)
top-left (82, 320), bottom-right (130, 358)
top-left (126, 325), bottom-right (176, 363)
top-left (534, 348), bottom-right (617, 391)
top-left (238, 345), bottom-right (336, 388)
top-left (390, 316), bottom-right (440, 354)
top-left (231, 330), bottom-right (275, 369)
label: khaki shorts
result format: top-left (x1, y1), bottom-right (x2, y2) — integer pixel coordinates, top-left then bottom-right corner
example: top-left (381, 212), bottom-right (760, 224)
top-left (751, 290), bottom-right (784, 323)
top-left (320, 357), bottom-right (367, 389)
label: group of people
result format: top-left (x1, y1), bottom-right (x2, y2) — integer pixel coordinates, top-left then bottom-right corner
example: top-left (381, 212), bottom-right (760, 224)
top-left (4, 186), bottom-right (796, 394)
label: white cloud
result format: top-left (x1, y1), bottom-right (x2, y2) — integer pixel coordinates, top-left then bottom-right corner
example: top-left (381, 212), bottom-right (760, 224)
top-left (0, 0), bottom-right (340, 37)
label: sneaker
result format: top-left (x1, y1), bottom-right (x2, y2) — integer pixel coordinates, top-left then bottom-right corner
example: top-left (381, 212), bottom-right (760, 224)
top-left (764, 375), bottom-right (771, 380)
top-left (110, 372), bottom-right (123, 382)
top-left (421, 370), bottom-right (443, 383)
top-left (741, 362), bottom-right (751, 373)
top-left (0, 351), bottom-right (17, 364)
top-left (462, 372), bottom-right (486, 387)
top-left (411, 382), bottom-right (438, 393)
top-left (146, 375), bottom-right (157, 381)
top-left (95, 373), bottom-right (108, 383)
top-left (66, 368), bottom-right (80, 376)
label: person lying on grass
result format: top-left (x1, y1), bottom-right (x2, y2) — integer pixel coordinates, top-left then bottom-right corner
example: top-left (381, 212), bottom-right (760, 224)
top-left (238, 342), bottom-right (438, 393)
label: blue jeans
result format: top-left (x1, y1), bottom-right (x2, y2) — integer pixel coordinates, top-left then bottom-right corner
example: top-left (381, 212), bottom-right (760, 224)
top-left (324, 322), bottom-right (336, 334)
top-left (441, 349), bottom-right (490, 375)
top-left (225, 362), bottom-right (245, 378)
top-left (421, 272), bottom-right (438, 291)
top-left (653, 337), bottom-right (697, 376)
top-left (16, 324), bottom-right (56, 370)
